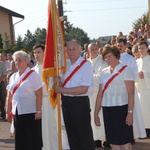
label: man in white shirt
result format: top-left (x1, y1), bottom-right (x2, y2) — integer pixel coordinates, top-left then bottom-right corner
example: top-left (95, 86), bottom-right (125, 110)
top-left (55, 40), bottom-right (95, 150)
top-left (88, 43), bottom-right (108, 148)
top-left (136, 41), bottom-right (150, 137)
top-left (33, 44), bottom-right (58, 150)
top-left (117, 37), bottom-right (138, 81)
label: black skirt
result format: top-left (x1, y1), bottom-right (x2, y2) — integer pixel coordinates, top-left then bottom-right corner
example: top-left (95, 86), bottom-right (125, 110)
top-left (14, 111), bottom-right (43, 150)
top-left (103, 104), bottom-right (134, 145)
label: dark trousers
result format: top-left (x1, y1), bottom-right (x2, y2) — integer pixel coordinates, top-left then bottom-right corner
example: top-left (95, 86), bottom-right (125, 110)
top-left (0, 81), bottom-right (6, 118)
top-left (62, 96), bottom-right (95, 150)
top-left (14, 110), bottom-right (43, 150)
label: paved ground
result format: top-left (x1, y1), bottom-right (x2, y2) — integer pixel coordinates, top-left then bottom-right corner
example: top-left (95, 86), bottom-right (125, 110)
top-left (0, 117), bottom-right (150, 150)
top-left (0, 118), bottom-right (15, 150)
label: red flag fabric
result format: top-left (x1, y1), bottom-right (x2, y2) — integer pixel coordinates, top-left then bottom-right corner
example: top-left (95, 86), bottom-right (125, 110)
top-left (43, 0), bottom-right (66, 107)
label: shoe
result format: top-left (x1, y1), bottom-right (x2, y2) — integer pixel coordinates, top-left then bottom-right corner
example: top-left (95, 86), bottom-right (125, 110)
top-left (94, 140), bottom-right (102, 148)
top-left (146, 129), bottom-right (150, 137)
top-left (103, 141), bottom-right (111, 150)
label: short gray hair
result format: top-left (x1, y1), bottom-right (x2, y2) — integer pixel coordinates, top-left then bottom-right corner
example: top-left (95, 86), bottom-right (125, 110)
top-left (13, 50), bottom-right (31, 64)
top-left (66, 39), bottom-right (82, 50)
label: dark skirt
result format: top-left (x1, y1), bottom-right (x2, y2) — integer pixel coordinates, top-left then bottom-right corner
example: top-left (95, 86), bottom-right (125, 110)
top-left (14, 111), bottom-right (43, 150)
top-left (103, 104), bottom-right (134, 145)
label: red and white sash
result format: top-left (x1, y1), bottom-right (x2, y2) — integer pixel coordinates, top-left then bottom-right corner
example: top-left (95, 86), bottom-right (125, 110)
top-left (102, 65), bottom-right (127, 97)
top-left (53, 60), bottom-right (87, 99)
top-left (62, 59), bottom-right (87, 87)
top-left (12, 70), bottom-right (34, 95)
top-left (10, 70), bottom-right (34, 118)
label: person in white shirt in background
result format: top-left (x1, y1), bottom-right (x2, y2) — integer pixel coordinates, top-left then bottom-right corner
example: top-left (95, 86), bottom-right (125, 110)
top-left (117, 37), bottom-right (146, 139)
top-left (117, 37), bottom-right (138, 81)
top-left (131, 44), bottom-right (141, 60)
top-left (88, 43), bottom-right (109, 148)
top-left (136, 41), bottom-right (150, 137)
top-left (33, 44), bottom-right (58, 150)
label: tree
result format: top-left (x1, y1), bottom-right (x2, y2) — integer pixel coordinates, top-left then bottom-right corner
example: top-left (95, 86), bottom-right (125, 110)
top-left (23, 30), bottom-right (36, 52)
top-left (3, 32), bottom-right (11, 50)
top-left (15, 22), bottom-right (90, 51)
top-left (64, 21), bottom-right (74, 42)
top-left (16, 35), bottom-right (24, 51)
top-left (132, 11), bottom-right (149, 29)
top-left (0, 34), bottom-right (3, 49)
top-left (64, 21), bottom-right (90, 46)
top-left (33, 27), bottom-right (46, 45)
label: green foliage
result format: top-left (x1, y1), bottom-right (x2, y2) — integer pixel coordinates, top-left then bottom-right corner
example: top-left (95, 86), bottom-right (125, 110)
top-left (0, 23), bottom-right (90, 53)
top-left (23, 30), bottom-right (36, 52)
top-left (15, 35), bottom-right (24, 51)
top-left (132, 11), bottom-right (149, 29)
top-left (0, 34), bottom-right (3, 49)
top-left (3, 32), bottom-right (11, 50)
top-left (64, 21), bottom-right (90, 46)
top-left (33, 27), bottom-right (46, 45)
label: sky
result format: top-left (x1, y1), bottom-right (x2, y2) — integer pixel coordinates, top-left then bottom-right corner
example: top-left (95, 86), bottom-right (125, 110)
top-left (0, 0), bottom-right (149, 39)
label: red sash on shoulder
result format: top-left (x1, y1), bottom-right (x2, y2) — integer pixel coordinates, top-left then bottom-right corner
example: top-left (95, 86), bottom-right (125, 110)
top-left (62, 59), bottom-right (87, 87)
top-left (102, 65), bottom-right (127, 97)
top-left (12, 70), bottom-right (34, 95)
top-left (53, 60), bottom-right (87, 99)
top-left (10, 70), bottom-right (34, 118)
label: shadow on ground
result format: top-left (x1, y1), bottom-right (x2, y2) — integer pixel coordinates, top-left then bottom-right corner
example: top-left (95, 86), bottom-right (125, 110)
top-left (0, 138), bottom-right (15, 144)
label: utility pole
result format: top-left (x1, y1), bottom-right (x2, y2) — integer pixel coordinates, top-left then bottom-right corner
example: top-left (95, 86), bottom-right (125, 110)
top-left (148, 0), bottom-right (150, 24)
top-left (57, 0), bottom-right (66, 37)
top-left (57, 0), bottom-right (63, 17)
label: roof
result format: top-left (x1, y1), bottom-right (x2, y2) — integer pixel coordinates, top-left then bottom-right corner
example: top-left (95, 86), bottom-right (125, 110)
top-left (0, 5), bottom-right (24, 19)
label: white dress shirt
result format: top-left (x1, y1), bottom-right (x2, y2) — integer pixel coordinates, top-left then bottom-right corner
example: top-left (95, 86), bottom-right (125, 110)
top-left (62, 56), bottom-right (93, 96)
top-left (33, 64), bottom-right (49, 97)
top-left (120, 52), bottom-right (138, 82)
top-left (100, 63), bottom-right (134, 107)
top-left (7, 67), bottom-right (42, 115)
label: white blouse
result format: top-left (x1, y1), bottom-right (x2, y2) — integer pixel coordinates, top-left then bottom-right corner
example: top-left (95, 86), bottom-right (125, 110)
top-left (7, 67), bottom-right (42, 115)
top-left (99, 63), bottom-right (134, 107)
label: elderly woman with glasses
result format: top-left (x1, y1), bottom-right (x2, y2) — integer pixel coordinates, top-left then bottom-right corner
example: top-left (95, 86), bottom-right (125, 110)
top-left (6, 50), bottom-right (43, 150)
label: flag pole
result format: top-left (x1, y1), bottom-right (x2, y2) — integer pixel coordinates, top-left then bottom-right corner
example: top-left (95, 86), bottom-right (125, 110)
top-left (51, 0), bottom-right (62, 149)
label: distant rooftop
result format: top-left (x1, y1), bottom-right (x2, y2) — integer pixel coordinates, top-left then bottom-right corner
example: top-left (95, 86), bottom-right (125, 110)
top-left (98, 35), bottom-right (115, 46)
top-left (0, 5), bottom-right (24, 19)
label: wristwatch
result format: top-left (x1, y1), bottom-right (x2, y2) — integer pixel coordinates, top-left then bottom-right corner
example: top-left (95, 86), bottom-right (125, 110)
top-left (128, 110), bottom-right (133, 113)
top-left (36, 111), bottom-right (42, 114)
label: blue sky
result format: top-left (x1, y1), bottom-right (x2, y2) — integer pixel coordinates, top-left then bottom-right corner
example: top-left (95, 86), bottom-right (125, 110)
top-left (0, 0), bottom-right (148, 39)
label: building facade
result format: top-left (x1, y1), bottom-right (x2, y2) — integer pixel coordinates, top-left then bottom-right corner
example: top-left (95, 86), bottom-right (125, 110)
top-left (0, 6), bottom-right (24, 46)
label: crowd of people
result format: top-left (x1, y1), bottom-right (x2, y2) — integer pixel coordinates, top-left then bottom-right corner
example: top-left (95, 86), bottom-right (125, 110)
top-left (79, 16), bottom-right (150, 149)
top-left (0, 15), bottom-right (150, 150)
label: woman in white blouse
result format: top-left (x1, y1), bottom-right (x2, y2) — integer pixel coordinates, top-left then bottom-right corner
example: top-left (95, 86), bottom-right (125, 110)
top-left (94, 45), bottom-right (134, 150)
top-left (6, 50), bottom-right (43, 150)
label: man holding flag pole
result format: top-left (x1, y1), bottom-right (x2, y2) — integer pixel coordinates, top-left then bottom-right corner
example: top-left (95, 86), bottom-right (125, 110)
top-left (54, 39), bottom-right (95, 150)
